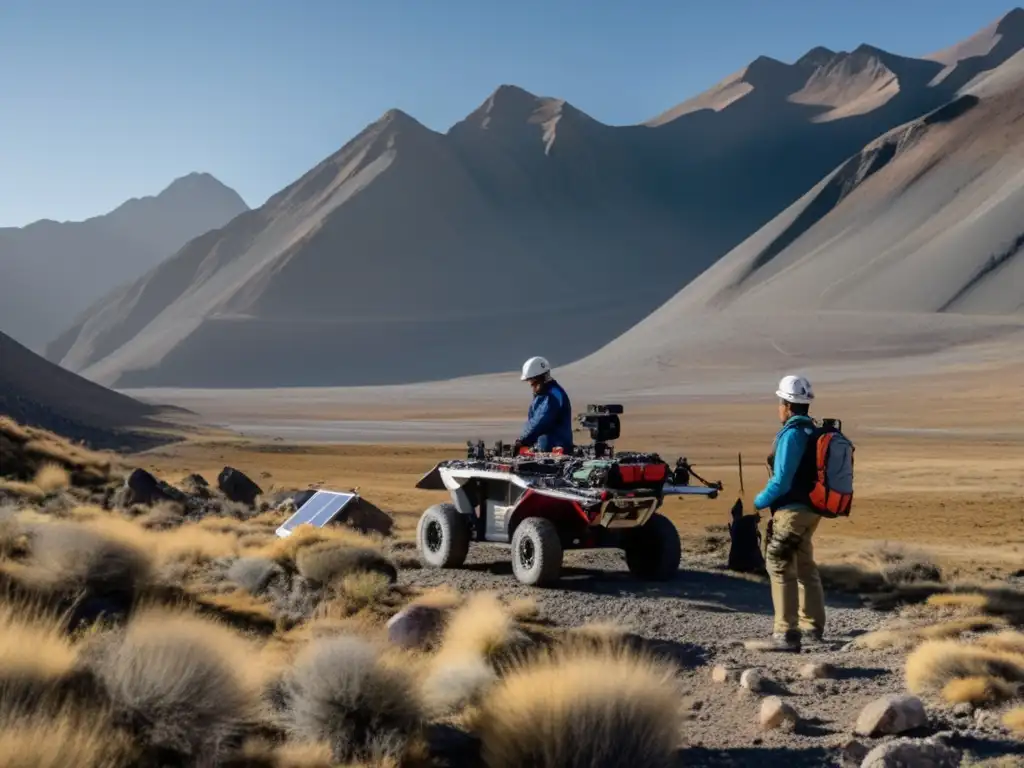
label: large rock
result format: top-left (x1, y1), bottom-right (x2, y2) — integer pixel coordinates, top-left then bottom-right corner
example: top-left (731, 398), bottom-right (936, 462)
top-left (124, 468), bottom-right (185, 506)
top-left (179, 473), bottom-right (211, 498)
top-left (343, 498), bottom-right (394, 537)
top-left (759, 696), bottom-right (799, 731)
top-left (387, 604), bottom-right (447, 650)
top-left (860, 736), bottom-right (961, 768)
top-left (740, 669), bottom-right (766, 693)
top-left (217, 466), bottom-right (263, 507)
top-left (855, 695), bottom-right (927, 737)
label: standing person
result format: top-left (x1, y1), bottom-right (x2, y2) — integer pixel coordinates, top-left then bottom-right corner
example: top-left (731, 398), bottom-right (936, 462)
top-left (751, 374), bottom-right (827, 651)
top-left (516, 356), bottom-right (574, 453)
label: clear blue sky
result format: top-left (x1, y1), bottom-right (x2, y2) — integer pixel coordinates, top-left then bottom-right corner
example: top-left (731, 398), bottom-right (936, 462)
top-left (1, 0), bottom-right (1016, 226)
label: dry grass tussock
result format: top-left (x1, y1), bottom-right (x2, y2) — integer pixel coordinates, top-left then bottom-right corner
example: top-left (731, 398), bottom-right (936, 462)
top-left (1002, 706), bottom-right (1024, 735)
top-left (295, 542), bottom-right (397, 586)
top-left (905, 638), bottom-right (1024, 699)
top-left (0, 601), bottom-right (78, 713)
top-left (942, 676), bottom-right (1019, 706)
top-left (0, 479), bottom-right (45, 502)
top-left (258, 524), bottom-right (383, 566)
top-left (853, 615), bottom-right (1010, 650)
top-left (0, 706), bottom-right (137, 768)
top-left (819, 544), bottom-right (942, 594)
top-left (475, 644), bottom-right (682, 768)
top-left (435, 592), bottom-right (529, 669)
top-left (1, 416), bottom-right (114, 484)
top-left (91, 606), bottom-right (260, 761)
top-left (33, 463), bottom-right (70, 495)
top-left (283, 634), bottom-right (425, 764)
top-left (228, 739), bottom-right (336, 768)
top-left (927, 589), bottom-right (1024, 623)
top-left (12, 519), bottom-right (154, 604)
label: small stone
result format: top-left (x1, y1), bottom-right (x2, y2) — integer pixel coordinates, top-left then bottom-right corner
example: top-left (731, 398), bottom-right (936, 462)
top-left (712, 665), bottom-right (738, 684)
top-left (860, 736), bottom-right (961, 768)
top-left (759, 696), bottom-right (799, 731)
top-left (740, 669), bottom-right (765, 693)
top-left (800, 662), bottom-right (836, 680)
top-left (855, 695), bottom-right (927, 737)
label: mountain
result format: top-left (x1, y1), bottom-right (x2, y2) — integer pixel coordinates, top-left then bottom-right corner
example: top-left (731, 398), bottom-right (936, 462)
top-left (567, 46), bottom-right (1024, 391)
top-left (0, 173), bottom-right (248, 350)
top-left (0, 331), bottom-right (167, 450)
top-left (48, 10), bottom-right (1024, 389)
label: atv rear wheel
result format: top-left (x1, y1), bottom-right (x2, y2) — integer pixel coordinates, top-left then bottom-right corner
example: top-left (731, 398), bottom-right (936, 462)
top-left (511, 517), bottom-right (563, 587)
top-left (623, 512), bottom-right (681, 581)
top-left (417, 503), bottom-right (470, 569)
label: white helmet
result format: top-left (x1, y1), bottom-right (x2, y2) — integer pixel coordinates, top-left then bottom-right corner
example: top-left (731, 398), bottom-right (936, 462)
top-left (776, 374), bottom-right (814, 404)
top-left (521, 356), bottom-right (551, 381)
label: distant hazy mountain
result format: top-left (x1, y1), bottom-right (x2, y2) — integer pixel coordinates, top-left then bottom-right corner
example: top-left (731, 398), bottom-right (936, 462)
top-left (570, 43), bottom-right (1024, 389)
top-left (0, 172), bottom-right (248, 350)
top-left (0, 330), bottom-right (164, 450)
top-left (49, 10), bottom-right (1024, 389)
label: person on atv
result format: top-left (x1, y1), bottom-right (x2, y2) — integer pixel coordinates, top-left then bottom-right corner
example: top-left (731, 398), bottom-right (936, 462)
top-left (516, 356), bottom-right (574, 453)
top-left (750, 374), bottom-right (827, 652)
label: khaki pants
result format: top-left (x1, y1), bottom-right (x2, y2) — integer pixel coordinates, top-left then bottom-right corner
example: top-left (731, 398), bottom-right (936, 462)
top-left (766, 506), bottom-right (826, 636)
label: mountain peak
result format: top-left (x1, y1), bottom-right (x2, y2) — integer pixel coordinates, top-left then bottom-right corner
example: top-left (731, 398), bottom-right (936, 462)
top-left (160, 172), bottom-right (235, 197)
top-left (999, 6), bottom-right (1024, 26)
top-left (797, 46), bottom-right (837, 68)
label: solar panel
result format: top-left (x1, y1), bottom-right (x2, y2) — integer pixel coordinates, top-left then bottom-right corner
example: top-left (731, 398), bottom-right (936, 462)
top-left (275, 490), bottom-right (360, 538)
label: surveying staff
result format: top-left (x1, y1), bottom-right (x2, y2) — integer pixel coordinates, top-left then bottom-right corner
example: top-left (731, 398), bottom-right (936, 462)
top-left (516, 356), bottom-right (574, 453)
top-left (751, 374), bottom-right (826, 651)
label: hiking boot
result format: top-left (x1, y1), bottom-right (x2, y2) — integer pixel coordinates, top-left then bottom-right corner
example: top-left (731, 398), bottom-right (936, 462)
top-left (801, 629), bottom-right (826, 647)
top-left (743, 631), bottom-right (801, 652)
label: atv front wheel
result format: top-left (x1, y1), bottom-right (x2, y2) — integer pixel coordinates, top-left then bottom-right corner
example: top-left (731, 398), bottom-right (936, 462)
top-left (511, 517), bottom-right (563, 587)
top-left (417, 503), bottom-right (470, 569)
top-left (623, 512), bottom-right (682, 581)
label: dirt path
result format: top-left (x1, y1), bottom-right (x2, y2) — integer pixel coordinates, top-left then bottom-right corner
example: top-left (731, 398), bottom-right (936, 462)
top-left (401, 545), bottom-right (1021, 766)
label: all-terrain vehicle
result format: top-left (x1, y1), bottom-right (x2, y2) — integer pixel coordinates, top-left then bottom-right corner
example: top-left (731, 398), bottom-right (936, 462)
top-left (414, 404), bottom-right (723, 586)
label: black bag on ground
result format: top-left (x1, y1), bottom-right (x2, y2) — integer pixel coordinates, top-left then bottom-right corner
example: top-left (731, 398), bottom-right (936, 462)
top-left (727, 498), bottom-right (766, 575)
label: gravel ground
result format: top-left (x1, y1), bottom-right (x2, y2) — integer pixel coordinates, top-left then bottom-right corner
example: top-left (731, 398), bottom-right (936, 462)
top-left (400, 543), bottom-right (1024, 767)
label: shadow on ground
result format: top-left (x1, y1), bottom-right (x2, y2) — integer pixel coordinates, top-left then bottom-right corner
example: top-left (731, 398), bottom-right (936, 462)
top-left (463, 555), bottom-right (863, 617)
top-left (678, 746), bottom-right (834, 767)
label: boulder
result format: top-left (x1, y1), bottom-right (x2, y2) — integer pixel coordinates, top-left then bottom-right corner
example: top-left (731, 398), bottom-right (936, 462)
top-left (217, 466), bottom-right (263, 507)
top-left (855, 695), bottom-right (927, 737)
top-left (387, 604), bottom-right (447, 650)
top-left (342, 498), bottom-right (394, 537)
top-left (740, 669), bottom-right (766, 693)
top-left (759, 696), bottom-right (799, 731)
top-left (860, 736), bottom-right (961, 768)
top-left (179, 473), bottom-right (211, 498)
top-left (124, 468), bottom-right (185, 506)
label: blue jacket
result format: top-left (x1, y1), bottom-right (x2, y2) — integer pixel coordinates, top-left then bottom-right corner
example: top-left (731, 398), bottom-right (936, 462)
top-left (519, 379), bottom-right (574, 452)
top-left (754, 415), bottom-right (816, 512)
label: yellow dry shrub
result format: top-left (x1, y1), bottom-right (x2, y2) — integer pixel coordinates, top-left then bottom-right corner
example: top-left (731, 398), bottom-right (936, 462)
top-left (1002, 707), bottom-right (1024, 736)
top-left (906, 639), bottom-right (1024, 695)
top-left (0, 706), bottom-right (136, 768)
top-left (33, 464), bottom-right (70, 495)
top-left (0, 602), bottom-right (77, 689)
top-left (942, 676), bottom-right (1018, 705)
top-left (436, 592), bottom-right (519, 664)
top-left (475, 645), bottom-right (682, 768)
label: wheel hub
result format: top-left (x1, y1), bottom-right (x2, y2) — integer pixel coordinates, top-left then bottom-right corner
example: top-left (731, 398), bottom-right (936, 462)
top-left (425, 520), bottom-right (443, 553)
top-left (519, 537), bottom-right (536, 569)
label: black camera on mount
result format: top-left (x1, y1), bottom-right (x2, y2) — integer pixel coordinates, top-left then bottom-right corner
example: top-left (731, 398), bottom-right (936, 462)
top-left (576, 404), bottom-right (623, 457)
